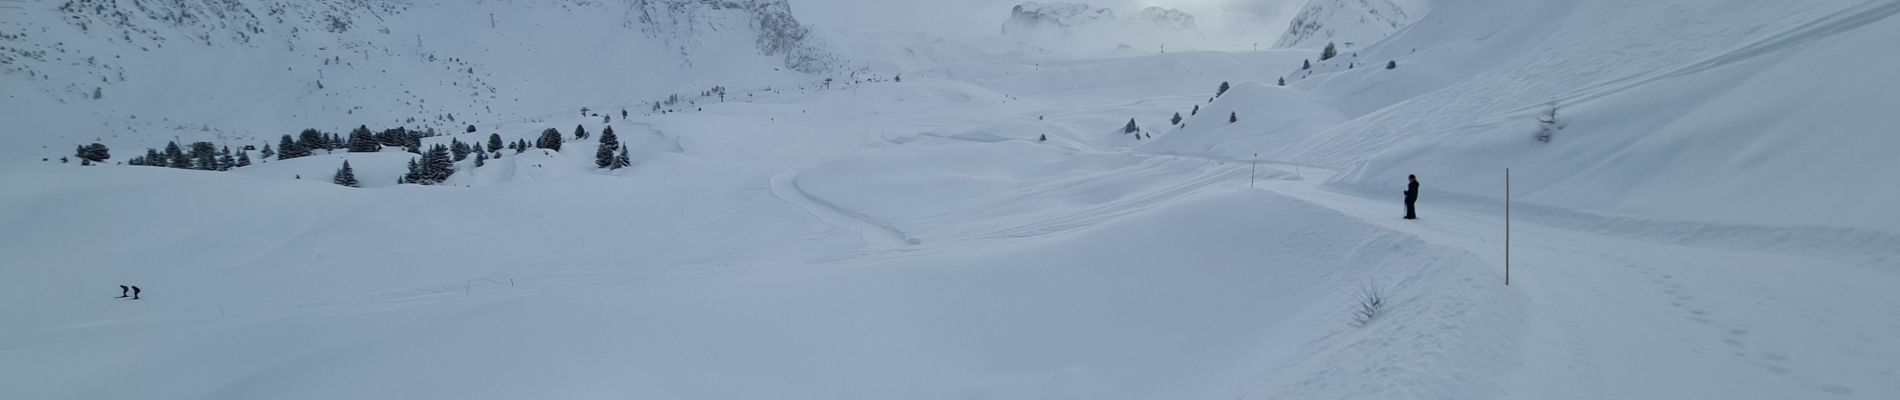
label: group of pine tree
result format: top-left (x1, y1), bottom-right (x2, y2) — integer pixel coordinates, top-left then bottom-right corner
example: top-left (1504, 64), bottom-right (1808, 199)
top-left (108, 122), bottom-right (635, 188)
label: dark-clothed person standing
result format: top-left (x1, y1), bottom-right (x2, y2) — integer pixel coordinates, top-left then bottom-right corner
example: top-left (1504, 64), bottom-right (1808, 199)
top-left (1404, 175), bottom-right (1420, 220)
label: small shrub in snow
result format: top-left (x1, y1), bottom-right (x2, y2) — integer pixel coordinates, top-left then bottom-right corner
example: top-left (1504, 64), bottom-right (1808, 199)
top-left (1321, 42), bottom-right (1338, 61)
top-left (1172, 112), bottom-right (1183, 125)
top-left (1351, 283), bottom-right (1385, 327)
top-left (1303, 59), bottom-right (1311, 70)
top-left (1217, 81), bottom-right (1230, 97)
top-left (1123, 118), bottom-right (1140, 134)
top-left (1387, 60), bottom-right (1397, 70)
top-left (1229, 112), bottom-right (1237, 124)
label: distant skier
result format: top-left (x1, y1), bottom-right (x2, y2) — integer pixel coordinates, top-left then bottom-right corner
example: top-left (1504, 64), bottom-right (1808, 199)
top-left (117, 285), bottom-right (130, 299)
top-left (131, 285), bottom-right (141, 300)
top-left (1404, 175), bottom-right (1420, 220)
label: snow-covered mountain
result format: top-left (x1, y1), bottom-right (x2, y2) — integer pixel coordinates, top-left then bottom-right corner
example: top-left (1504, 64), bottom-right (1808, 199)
top-left (1274, 0), bottom-right (1433, 49)
top-left (5, 0), bottom-right (1900, 399)
top-left (997, 2), bottom-right (1203, 54)
top-left (0, 0), bottom-right (842, 161)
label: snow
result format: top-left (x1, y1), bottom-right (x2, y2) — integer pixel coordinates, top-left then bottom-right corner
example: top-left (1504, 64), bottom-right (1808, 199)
top-left (4, 0), bottom-right (1900, 399)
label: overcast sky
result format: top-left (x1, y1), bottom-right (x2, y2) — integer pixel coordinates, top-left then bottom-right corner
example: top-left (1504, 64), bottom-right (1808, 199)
top-left (788, 0), bottom-right (1305, 46)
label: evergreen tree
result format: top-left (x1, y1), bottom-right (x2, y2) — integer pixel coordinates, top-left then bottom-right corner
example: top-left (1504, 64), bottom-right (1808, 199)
top-left (1217, 81), bottom-right (1231, 97)
top-left (1303, 59), bottom-right (1311, 70)
top-left (236, 151), bottom-right (252, 167)
top-left (188, 142), bottom-right (218, 170)
top-left (424, 144), bottom-right (454, 183)
top-left (75, 143), bottom-right (110, 162)
top-left (451, 139), bottom-right (471, 161)
top-left (1171, 113), bottom-right (1183, 125)
top-left (595, 125), bottom-right (621, 168)
top-left (574, 124), bottom-right (589, 140)
top-left (217, 151), bottom-right (236, 171)
top-left (403, 159), bottom-right (421, 184)
top-left (536, 128), bottom-right (563, 151)
top-left (516, 139), bottom-right (529, 154)
top-left (487, 133), bottom-right (504, 152)
top-left (1038, 134), bottom-right (1047, 142)
top-left (260, 143), bottom-right (275, 159)
top-left (474, 151), bottom-right (487, 167)
top-left (142, 148), bottom-right (162, 166)
top-left (297, 129), bottom-right (325, 154)
top-left (348, 125), bottom-right (379, 152)
top-left (1278, 77), bottom-right (1286, 86)
top-left (333, 161), bottom-right (359, 187)
top-left (612, 146), bottom-right (631, 169)
top-left (1387, 60), bottom-right (1397, 70)
top-left (1123, 118), bottom-right (1139, 134)
top-left (166, 141), bottom-right (191, 168)
top-left (1229, 112), bottom-right (1238, 123)
top-left (278, 134), bottom-right (302, 160)
top-left (1321, 42), bottom-right (1338, 61)
top-left (1192, 105), bottom-right (1200, 115)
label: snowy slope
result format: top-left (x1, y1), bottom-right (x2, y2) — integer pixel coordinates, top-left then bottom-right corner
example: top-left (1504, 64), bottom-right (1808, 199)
top-left (0, 0), bottom-right (841, 163)
top-left (3, 0), bottom-right (1899, 399)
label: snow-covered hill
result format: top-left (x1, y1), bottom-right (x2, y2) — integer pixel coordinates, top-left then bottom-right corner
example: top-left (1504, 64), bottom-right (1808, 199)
top-left (0, 0), bottom-right (842, 162)
top-left (4, 0), bottom-right (1899, 399)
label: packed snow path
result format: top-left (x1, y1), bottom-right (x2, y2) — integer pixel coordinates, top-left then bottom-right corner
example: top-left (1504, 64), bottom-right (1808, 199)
top-left (1248, 166), bottom-right (1900, 399)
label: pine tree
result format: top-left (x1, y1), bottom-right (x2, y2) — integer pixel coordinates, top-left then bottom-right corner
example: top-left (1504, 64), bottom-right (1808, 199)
top-left (278, 134), bottom-right (302, 160)
top-left (142, 148), bottom-right (162, 166)
top-left (1278, 77), bottom-right (1286, 86)
top-left (1229, 112), bottom-right (1238, 123)
top-left (425, 144), bottom-right (454, 183)
top-left (1191, 105), bottom-right (1199, 116)
top-left (1038, 134), bottom-right (1047, 142)
top-left (574, 124), bottom-right (589, 140)
top-left (451, 139), bottom-right (471, 161)
top-left (217, 151), bottom-right (236, 171)
top-left (348, 125), bottom-right (379, 152)
top-left (1321, 42), bottom-right (1338, 61)
top-left (75, 143), bottom-right (110, 162)
top-left (487, 133), bottom-right (503, 152)
top-left (333, 161), bottom-right (359, 187)
top-left (1171, 113), bottom-right (1183, 125)
top-left (516, 139), bottom-right (528, 154)
top-left (236, 151), bottom-right (252, 167)
top-left (595, 125), bottom-right (620, 168)
top-left (188, 142), bottom-right (218, 170)
top-left (1217, 81), bottom-right (1231, 97)
top-left (474, 151), bottom-right (487, 167)
top-left (1386, 60), bottom-right (1397, 70)
top-left (1123, 118), bottom-right (1139, 134)
top-left (536, 128), bottom-right (563, 151)
top-left (612, 146), bottom-right (631, 169)
top-left (1302, 59), bottom-right (1311, 70)
top-left (297, 129), bottom-right (325, 154)
top-left (260, 143), bottom-right (275, 159)
top-left (166, 141), bottom-right (190, 168)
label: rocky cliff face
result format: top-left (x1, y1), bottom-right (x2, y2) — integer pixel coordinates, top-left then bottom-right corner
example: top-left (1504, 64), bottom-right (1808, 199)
top-left (1273, 0), bottom-right (1432, 49)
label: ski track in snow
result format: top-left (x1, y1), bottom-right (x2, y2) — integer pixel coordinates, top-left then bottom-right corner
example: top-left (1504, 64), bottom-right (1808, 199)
top-left (769, 170), bottom-right (917, 249)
